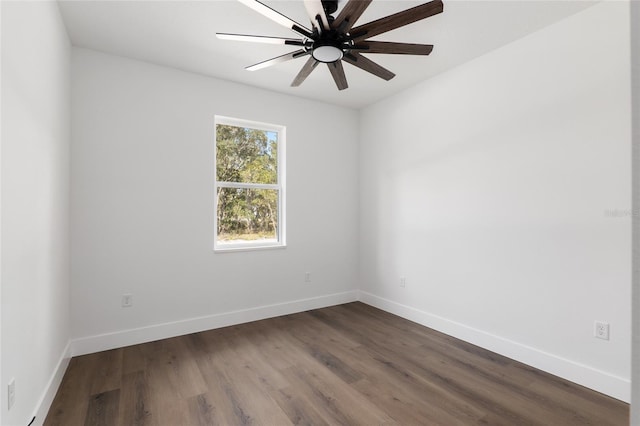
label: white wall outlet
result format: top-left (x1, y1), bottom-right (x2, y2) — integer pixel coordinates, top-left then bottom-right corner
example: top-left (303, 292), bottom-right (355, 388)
top-left (8, 378), bottom-right (15, 410)
top-left (122, 294), bottom-right (133, 307)
top-left (594, 321), bottom-right (610, 340)
top-left (304, 272), bottom-right (311, 283)
top-left (400, 277), bottom-right (406, 288)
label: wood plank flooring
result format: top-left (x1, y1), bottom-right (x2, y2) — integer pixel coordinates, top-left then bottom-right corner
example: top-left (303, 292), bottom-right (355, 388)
top-left (44, 302), bottom-right (629, 425)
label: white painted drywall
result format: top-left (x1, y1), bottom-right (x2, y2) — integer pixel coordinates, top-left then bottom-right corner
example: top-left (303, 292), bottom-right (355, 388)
top-left (1, 1), bottom-right (71, 424)
top-left (359, 2), bottom-right (631, 401)
top-left (0, 3), bottom-right (4, 424)
top-left (70, 48), bottom-right (359, 343)
top-left (631, 0), bottom-right (640, 421)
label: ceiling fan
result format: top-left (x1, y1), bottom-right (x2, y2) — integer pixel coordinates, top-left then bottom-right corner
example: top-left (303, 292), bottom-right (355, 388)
top-left (216, 0), bottom-right (444, 90)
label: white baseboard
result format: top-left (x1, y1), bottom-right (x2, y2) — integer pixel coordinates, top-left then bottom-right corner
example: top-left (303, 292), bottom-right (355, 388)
top-left (358, 290), bottom-right (630, 403)
top-left (71, 290), bottom-right (359, 357)
top-left (31, 341), bottom-right (71, 426)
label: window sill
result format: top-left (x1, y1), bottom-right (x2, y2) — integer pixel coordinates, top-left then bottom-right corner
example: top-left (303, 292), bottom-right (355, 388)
top-left (213, 243), bottom-right (287, 253)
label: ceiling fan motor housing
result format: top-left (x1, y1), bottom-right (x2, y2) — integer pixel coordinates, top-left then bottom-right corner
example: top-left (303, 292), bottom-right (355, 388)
top-left (309, 2), bottom-right (350, 65)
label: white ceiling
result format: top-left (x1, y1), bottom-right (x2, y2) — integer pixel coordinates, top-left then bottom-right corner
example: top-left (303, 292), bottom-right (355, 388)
top-left (57, 0), bottom-right (596, 109)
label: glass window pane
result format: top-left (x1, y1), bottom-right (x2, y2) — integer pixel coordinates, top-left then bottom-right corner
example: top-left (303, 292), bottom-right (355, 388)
top-left (216, 187), bottom-right (279, 244)
top-left (216, 124), bottom-right (278, 184)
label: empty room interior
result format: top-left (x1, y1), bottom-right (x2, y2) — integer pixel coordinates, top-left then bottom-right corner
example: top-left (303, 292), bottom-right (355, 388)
top-left (1, 0), bottom-right (638, 425)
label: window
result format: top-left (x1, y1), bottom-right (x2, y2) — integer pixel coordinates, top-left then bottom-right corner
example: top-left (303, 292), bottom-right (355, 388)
top-left (214, 116), bottom-right (285, 251)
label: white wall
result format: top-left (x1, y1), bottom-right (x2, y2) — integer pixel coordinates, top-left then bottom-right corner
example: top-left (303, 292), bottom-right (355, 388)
top-left (359, 2), bottom-right (631, 402)
top-left (70, 48), bottom-right (359, 352)
top-left (0, 3), bottom-right (4, 424)
top-left (1, 2), bottom-right (71, 425)
top-left (631, 0), bottom-right (640, 421)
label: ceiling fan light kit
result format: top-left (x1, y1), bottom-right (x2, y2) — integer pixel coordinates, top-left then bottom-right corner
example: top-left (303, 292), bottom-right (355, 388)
top-left (217, 0), bottom-right (444, 91)
top-left (312, 44), bottom-right (344, 63)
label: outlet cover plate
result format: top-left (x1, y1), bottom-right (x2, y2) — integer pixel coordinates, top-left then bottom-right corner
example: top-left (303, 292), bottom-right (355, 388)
top-left (122, 294), bottom-right (133, 307)
top-left (8, 378), bottom-right (15, 410)
top-left (594, 321), bottom-right (610, 340)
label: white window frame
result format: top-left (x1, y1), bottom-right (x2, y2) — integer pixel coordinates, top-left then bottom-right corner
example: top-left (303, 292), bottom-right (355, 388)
top-left (214, 116), bottom-right (286, 252)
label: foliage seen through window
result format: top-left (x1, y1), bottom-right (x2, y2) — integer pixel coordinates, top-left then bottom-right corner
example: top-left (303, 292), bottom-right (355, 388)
top-left (215, 121), bottom-right (283, 248)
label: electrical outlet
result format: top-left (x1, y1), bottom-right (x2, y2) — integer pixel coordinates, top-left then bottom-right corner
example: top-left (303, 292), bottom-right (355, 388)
top-left (400, 277), bottom-right (406, 288)
top-left (8, 378), bottom-right (15, 410)
top-left (304, 272), bottom-right (311, 283)
top-left (594, 321), bottom-right (610, 340)
top-left (122, 294), bottom-right (133, 307)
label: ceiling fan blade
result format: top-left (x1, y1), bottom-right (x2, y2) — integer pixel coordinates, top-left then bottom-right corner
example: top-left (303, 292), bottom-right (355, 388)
top-left (350, 0), bottom-right (443, 41)
top-left (353, 41), bottom-right (433, 55)
top-left (343, 52), bottom-right (395, 80)
top-left (327, 61), bottom-right (348, 90)
top-left (304, 0), bottom-right (330, 32)
top-left (237, 0), bottom-right (313, 38)
top-left (291, 57), bottom-right (320, 87)
top-left (246, 49), bottom-right (310, 71)
top-left (332, 0), bottom-right (372, 31)
top-left (216, 33), bottom-right (306, 46)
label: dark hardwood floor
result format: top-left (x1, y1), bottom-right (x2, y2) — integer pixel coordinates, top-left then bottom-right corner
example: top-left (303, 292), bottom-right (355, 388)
top-left (44, 302), bottom-right (629, 425)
